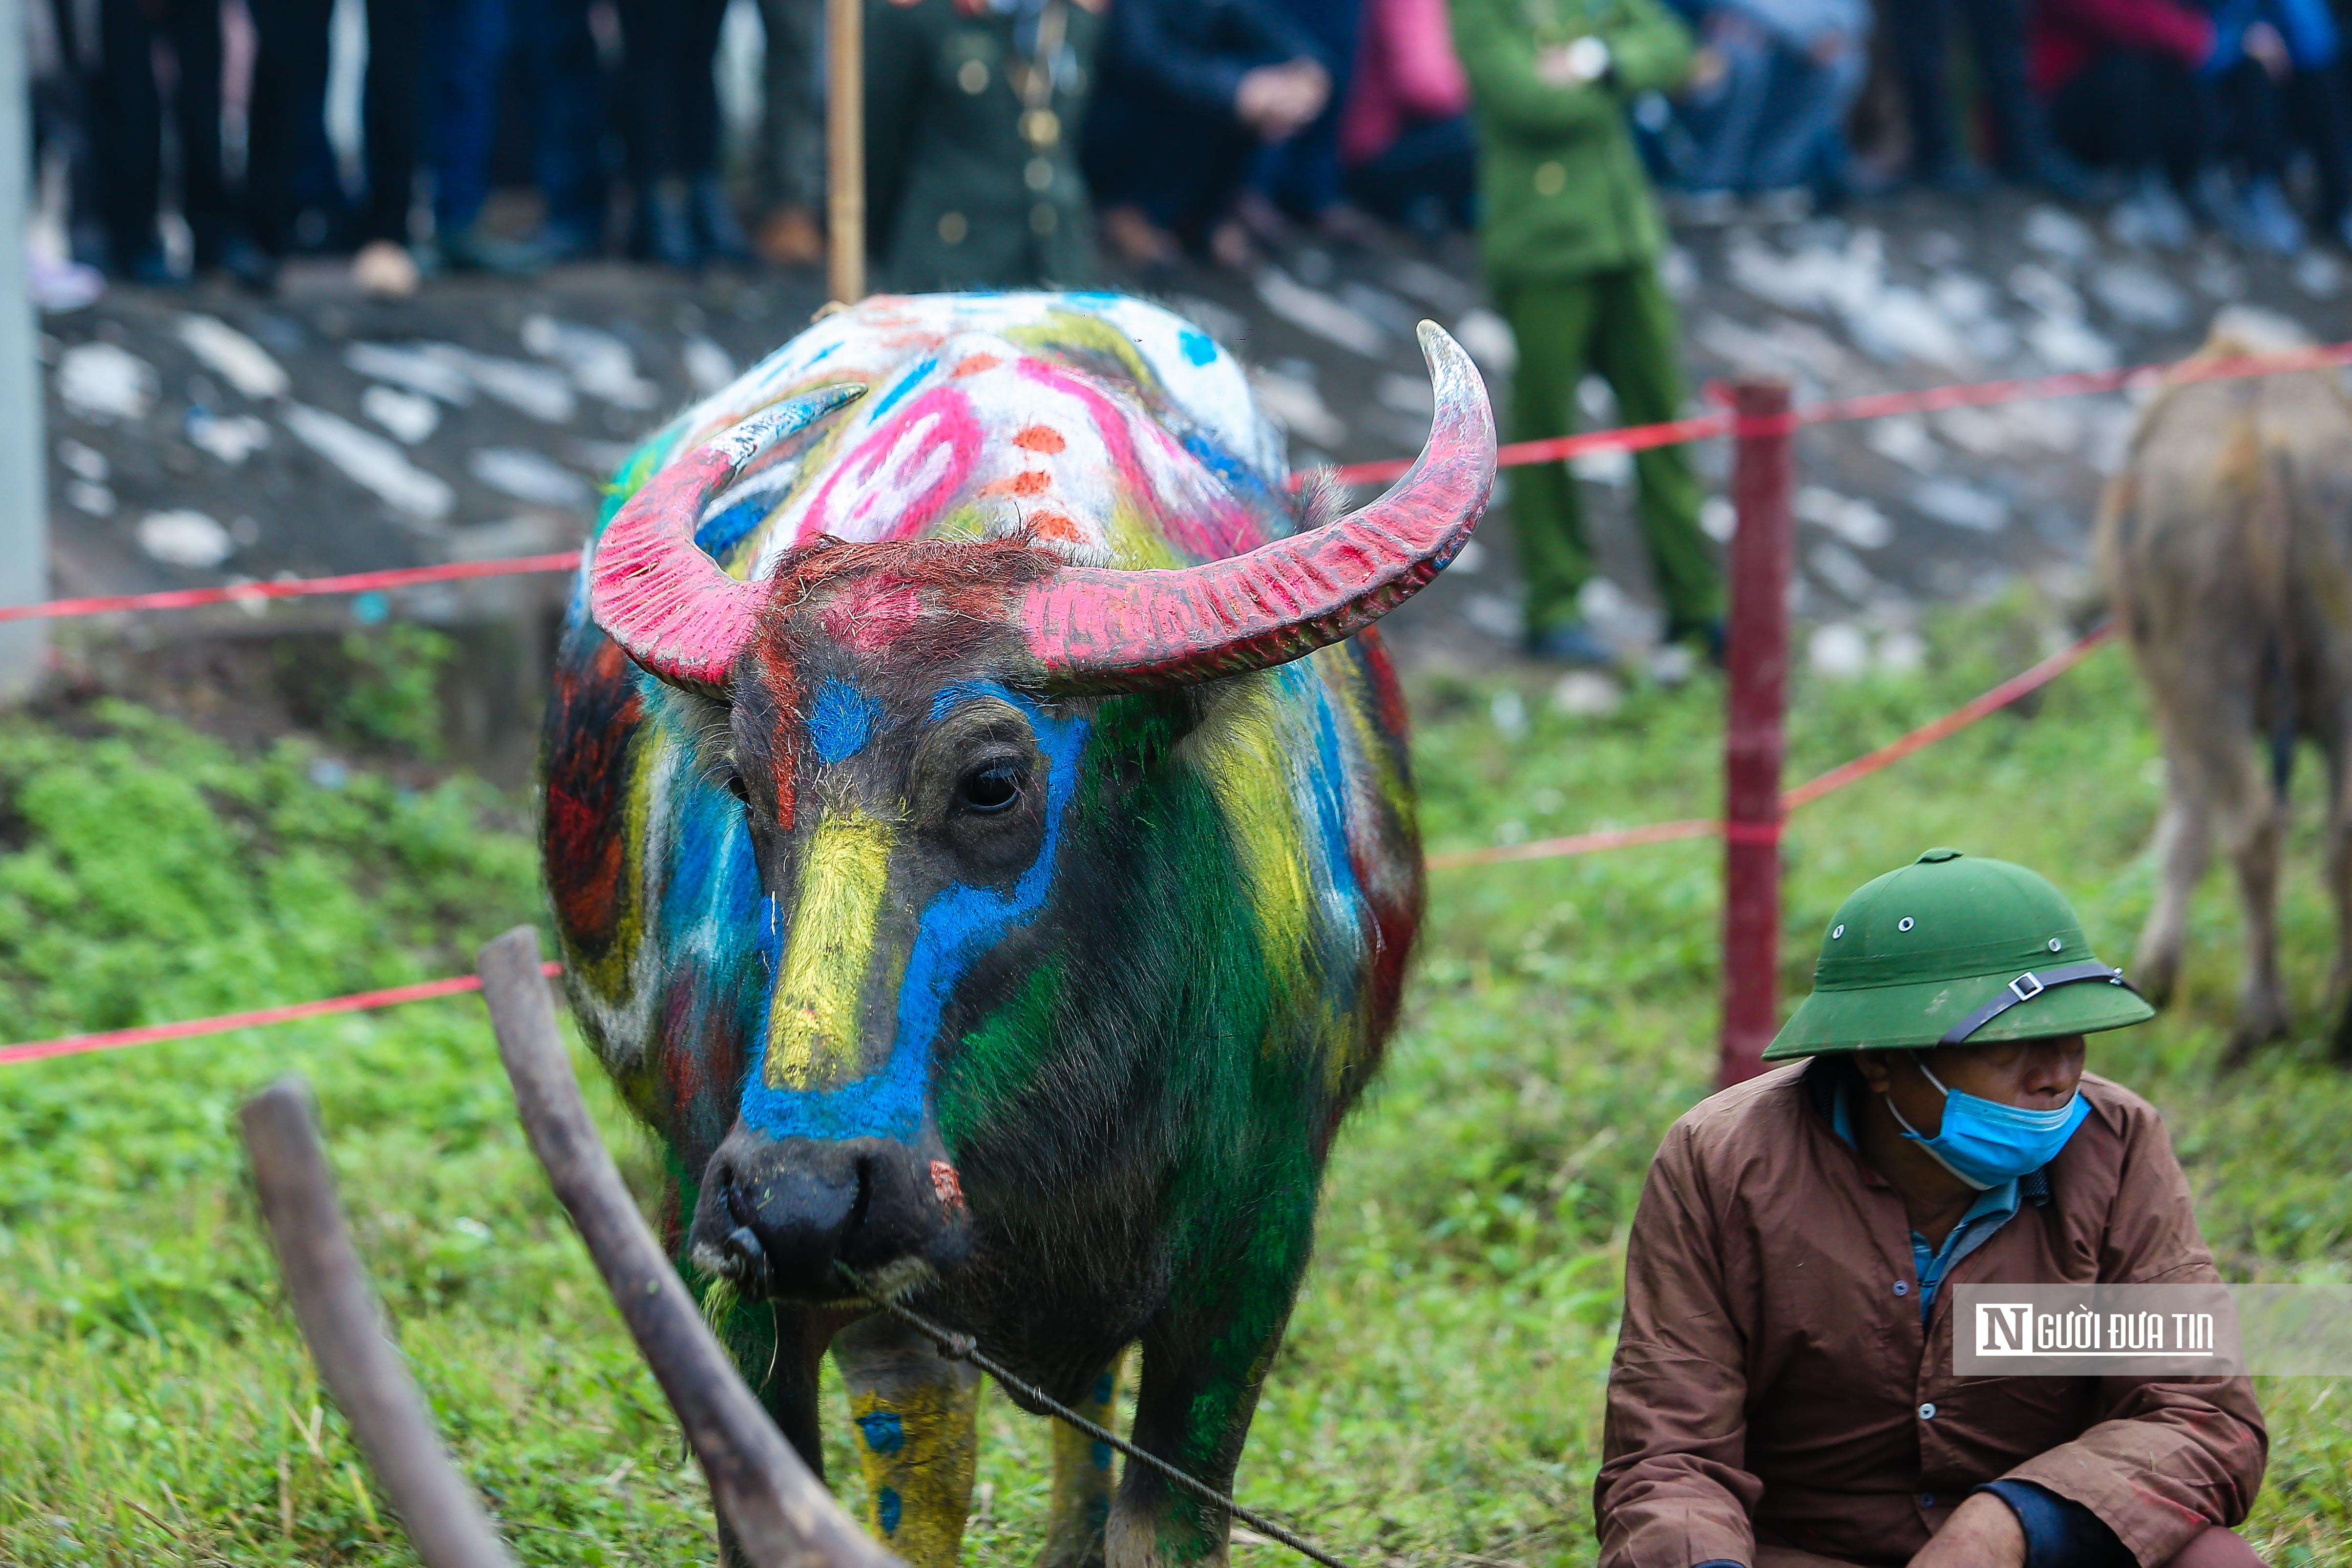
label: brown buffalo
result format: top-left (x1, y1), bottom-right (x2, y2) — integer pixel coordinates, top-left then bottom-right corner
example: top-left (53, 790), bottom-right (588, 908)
top-left (2099, 307), bottom-right (2352, 1065)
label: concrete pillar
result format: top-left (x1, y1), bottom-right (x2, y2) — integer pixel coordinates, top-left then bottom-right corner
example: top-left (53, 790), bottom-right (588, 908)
top-left (0, 0), bottom-right (50, 702)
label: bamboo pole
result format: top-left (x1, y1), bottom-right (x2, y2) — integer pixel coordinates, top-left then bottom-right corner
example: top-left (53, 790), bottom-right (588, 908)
top-left (826, 0), bottom-right (864, 304)
top-left (241, 1079), bottom-right (519, 1568)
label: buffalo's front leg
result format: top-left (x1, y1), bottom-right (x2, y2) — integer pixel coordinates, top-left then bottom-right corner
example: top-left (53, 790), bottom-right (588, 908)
top-left (835, 1310), bottom-right (984, 1568)
top-left (1039, 1350), bottom-right (1126, 1568)
top-left (1109, 1225), bottom-right (1311, 1568)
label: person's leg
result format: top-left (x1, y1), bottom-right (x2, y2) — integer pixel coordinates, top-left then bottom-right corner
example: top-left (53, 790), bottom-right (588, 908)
top-left (1956, 0), bottom-right (2050, 178)
top-left (1748, 39), bottom-right (1866, 192)
top-left (1888, 0), bottom-right (1955, 179)
top-left (675, 0), bottom-right (751, 258)
top-left (1587, 263), bottom-right (1720, 638)
top-left (614, 0), bottom-right (698, 262)
top-left (358, 0), bottom-right (423, 245)
top-left (419, 0), bottom-right (505, 239)
top-left (165, 0), bottom-right (228, 266)
top-left (526, 0), bottom-right (609, 251)
top-left (1681, 25), bottom-right (1774, 192)
top-left (758, 0), bottom-right (823, 204)
top-left (1494, 276), bottom-right (1601, 645)
top-left (2287, 63), bottom-right (2352, 230)
top-left (2158, 1526), bottom-right (2267, 1568)
top-left (90, 0), bottom-right (161, 273)
top-left (243, 0), bottom-right (334, 258)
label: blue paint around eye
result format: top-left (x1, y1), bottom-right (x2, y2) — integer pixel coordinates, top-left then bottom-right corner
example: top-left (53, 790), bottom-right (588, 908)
top-left (877, 1486), bottom-right (903, 1535)
top-left (809, 678), bottom-right (881, 764)
top-left (857, 1411), bottom-right (907, 1455)
top-left (1178, 329), bottom-right (1217, 366)
top-left (739, 683), bottom-right (1087, 1142)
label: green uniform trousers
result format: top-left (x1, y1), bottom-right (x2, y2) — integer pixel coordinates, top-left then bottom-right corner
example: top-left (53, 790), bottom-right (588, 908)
top-left (1496, 263), bottom-right (1720, 637)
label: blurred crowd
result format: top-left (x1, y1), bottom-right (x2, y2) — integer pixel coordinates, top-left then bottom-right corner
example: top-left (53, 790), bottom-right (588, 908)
top-left (26, 0), bottom-right (2352, 663)
top-left (32, 0), bottom-right (2352, 302)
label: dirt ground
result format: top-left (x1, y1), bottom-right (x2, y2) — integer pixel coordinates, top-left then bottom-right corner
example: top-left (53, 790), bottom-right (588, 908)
top-left (35, 187), bottom-right (2352, 704)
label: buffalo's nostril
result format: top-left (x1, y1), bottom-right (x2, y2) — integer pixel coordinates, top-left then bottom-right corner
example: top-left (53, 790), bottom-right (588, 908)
top-left (724, 1225), bottom-right (769, 1287)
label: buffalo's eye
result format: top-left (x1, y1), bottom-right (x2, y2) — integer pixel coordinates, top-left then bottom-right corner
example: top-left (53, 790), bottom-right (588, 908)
top-left (955, 762), bottom-right (1025, 815)
top-left (722, 770), bottom-right (750, 805)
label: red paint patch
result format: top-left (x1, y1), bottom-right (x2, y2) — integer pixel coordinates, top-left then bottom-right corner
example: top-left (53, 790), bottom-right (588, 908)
top-left (1029, 511), bottom-right (1083, 542)
top-left (952, 354), bottom-right (1002, 377)
top-left (1012, 424), bottom-right (1066, 453)
top-left (820, 577), bottom-right (926, 652)
top-left (930, 1160), bottom-right (966, 1211)
top-left (982, 470), bottom-right (1054, 498)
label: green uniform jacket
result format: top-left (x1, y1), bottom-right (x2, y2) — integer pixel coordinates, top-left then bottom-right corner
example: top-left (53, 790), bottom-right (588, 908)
top-left (1449, 0), bottom-right (1692, 285)
top-left (866, 0), bottom-right (1101, 293)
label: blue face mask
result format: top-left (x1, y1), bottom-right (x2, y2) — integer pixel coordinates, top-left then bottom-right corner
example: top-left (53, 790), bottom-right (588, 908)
top-left (1884, 1062), bottom-right (2090, 1190)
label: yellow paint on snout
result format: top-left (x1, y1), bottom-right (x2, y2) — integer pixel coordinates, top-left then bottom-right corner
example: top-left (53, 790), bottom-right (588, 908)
top-left (766, 809), bottom-right (894, 1090)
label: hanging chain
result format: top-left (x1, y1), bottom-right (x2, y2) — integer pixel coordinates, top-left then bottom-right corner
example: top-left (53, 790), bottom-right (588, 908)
top-left (833, 1263), bottom-right (1359, 1568)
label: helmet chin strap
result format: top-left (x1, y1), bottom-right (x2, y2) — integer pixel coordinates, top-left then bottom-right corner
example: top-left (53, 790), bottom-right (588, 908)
top-left (1878, 1079), bottom-right (1995, 1191)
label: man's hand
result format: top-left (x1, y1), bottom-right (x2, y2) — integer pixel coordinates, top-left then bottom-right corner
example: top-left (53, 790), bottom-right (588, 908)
top-left (1236, 60), bottom-right (1330, 138)
top-left (1535, 35), bottom-right (1612, 87)
top-left (1908, 1492), bottom-right (2026, 1568)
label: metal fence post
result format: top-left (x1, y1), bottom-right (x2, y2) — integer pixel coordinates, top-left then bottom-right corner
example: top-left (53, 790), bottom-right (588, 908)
top-left (0, 0), bottom-right (50, 702)
top-left (1719, 378), bottom-right (1794, 1089)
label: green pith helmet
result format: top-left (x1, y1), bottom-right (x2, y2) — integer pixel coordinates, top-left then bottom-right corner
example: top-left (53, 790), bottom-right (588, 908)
top-left (1765, 848), bottom-right (2155, 1060)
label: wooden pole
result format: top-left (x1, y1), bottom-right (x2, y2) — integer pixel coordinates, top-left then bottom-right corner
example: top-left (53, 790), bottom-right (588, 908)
top-left (1718, 378), bottom-right (1795, 1089)
top-left (474, 928), bottom-right (901, 1568)
top-left (241, 1079), bottom-right (519, 1568)
top-left (826, 0), bottom-right (864, 304)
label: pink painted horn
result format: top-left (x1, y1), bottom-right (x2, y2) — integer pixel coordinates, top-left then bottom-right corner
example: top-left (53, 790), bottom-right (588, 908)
top-left (590, 383), bottom-right (865, 691)
top-left (1019, 321), bottom-right (1495, 692)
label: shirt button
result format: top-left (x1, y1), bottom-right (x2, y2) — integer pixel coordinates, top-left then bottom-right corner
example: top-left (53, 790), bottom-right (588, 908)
top-left (1533, 160), bottom-right (1567, 195)
top-left (1918, 1402), bottom-right (1937, 1420)
top-left (1918, 1493), bottom-right (1935, 1507)
top-left (1892, 1280), bottom-right (1910, 1296)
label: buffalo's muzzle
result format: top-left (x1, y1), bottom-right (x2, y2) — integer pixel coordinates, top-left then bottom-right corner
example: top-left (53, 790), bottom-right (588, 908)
top-left (691, 1130), bottom-right (970, 1301)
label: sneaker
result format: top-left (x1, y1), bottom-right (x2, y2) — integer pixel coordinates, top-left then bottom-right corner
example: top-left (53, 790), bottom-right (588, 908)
top-left (438, 225), bottom-right (548, 276)
top-left (755, 204), bottom-right (824, 267)
top-left (690, 175), bottom-right (756, 266)
top-left (2236, 176), bottom-right (2306, 255)
top-left (126, 242), bottom-right (182, 287)
top-left (2109, 168), bottom-right (2192, 251)
top-left (1524, 621), bottom-right (1617, 668)
top-left (536, 214), bottom-right (607, 264)
top-left (352, 238), bottom-right (422, 296)
top-left (632, 184), bottom-right (699, 269)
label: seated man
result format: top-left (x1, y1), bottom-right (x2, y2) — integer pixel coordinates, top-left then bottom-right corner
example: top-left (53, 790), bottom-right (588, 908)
top-left (1595, 849), bottom-right (2266, 1568)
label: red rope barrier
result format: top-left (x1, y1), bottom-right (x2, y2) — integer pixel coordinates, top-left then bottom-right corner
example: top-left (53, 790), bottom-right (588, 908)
top-left (12, 341), bottom-right (2352, 628)
top-left (0, 629), bottom-right (2115, 1067)
top-left (0, 962), bottom-right (561, 1068)
top-left (1425, 625), bottom-right (2114, 871)
top-left (0, 552), bottom-right (583, 626)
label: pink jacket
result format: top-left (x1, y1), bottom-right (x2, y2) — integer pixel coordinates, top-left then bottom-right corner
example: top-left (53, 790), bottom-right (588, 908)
top-left (1339, 0), bottom-right (1471, 167)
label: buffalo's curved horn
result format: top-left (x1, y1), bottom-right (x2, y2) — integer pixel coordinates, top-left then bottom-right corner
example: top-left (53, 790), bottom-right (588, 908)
top-left (1017, 321), bottom-right (1494, 692)
top-left (590, 384), bottom-right (865, 693)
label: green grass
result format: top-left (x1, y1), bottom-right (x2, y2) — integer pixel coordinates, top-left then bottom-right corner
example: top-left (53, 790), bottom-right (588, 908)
top-left (2, 599), bottom-right (2349, 1565)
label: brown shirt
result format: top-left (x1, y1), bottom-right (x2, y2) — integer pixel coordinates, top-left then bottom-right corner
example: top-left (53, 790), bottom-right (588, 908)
top-left (1594, 1061), bottom-right (2266, 1568)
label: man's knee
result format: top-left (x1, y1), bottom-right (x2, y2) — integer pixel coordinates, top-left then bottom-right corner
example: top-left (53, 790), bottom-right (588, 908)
top-left (2164, 1526), bottom-right (2267, 1568)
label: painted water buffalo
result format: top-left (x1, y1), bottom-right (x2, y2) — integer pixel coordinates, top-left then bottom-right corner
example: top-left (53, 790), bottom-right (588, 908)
top-left (2100, 307), bottom-right (2352, 1065)
top-left (540, 293), bottom-right (1494, 1567)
